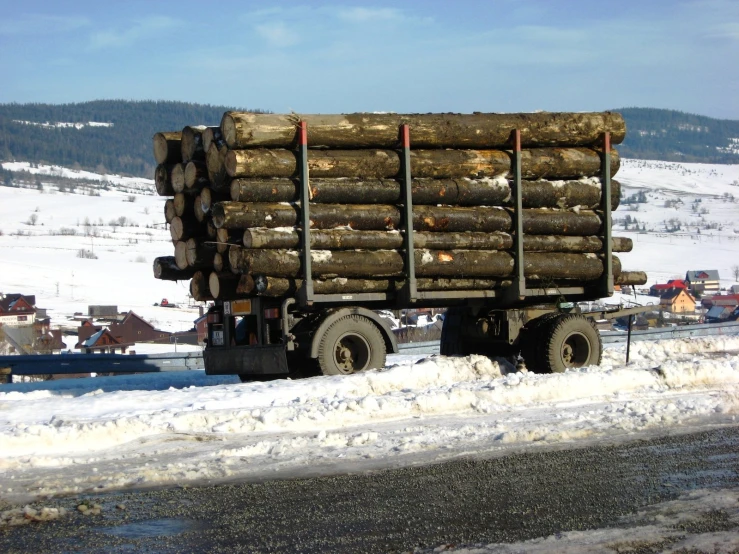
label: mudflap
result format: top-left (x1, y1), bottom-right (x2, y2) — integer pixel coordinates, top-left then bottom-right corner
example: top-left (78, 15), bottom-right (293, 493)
top-left (204, 344), bottom-right (289, 376)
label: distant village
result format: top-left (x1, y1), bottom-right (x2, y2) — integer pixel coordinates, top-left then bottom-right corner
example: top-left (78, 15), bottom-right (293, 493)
top-left (1, 267), bottom-right (738, 358)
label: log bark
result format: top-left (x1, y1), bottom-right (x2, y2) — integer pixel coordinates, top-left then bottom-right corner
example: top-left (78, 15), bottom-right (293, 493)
top-left (225, 147), bottom-right (620, 181)
top-left (221, 112), bottom-right (626, 150)
top-left (212, 202), bottom-right (603, 235)
top-left (186, 237), bottom-right (217, 268)
top-left (155, 164), bottom-right (177, 196)
top-left (193, 195), bottom-right (205, 222)
top-left (230, 177), bottom-right (621, 210)
top-left (242, 228), bottom-right (632, 253)
top-left (153, 256), bottom-right (197, 281)
top-left (229, 248), bottom-right (622, 280)
top-left (615, 271), bottom-right (647, 286)
top-left (153, 132), bottom-right (182, 165)
top-left (164, 199), bottom-right (176, 224)
top-left (206, 142), bottom-right (231, 191)
top-left (181, 125), bottom-right (211, 163)
top-left (190, 271), bottom-right (214, 301)
top-left (170, 216), bottom-right (207, 242)
top-left (171, 163), bottom-right (187, 194)
top-left (185, 161), bottom-right (210, 190)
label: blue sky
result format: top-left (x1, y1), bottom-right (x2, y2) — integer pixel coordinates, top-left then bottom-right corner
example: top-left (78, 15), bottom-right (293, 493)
top-left (1, 0), bottom-right (737, 119)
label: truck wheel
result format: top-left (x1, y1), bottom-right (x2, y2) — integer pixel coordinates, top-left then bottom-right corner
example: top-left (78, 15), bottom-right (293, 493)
top-left (440, 308), bottom-right (466, 356)
top-left (317, 315), bottom-right (386, 376)
top-left (541, 314), bottom-right (601, 373)
top-left (519, 312), bottom-right (561, 373)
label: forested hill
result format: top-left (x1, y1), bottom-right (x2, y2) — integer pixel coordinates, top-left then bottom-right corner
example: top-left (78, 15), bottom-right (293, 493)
top-left (1, 102), bottom-right (738, 178)
top-left (614, 107), bottom-right (739, 164)
top-left (0, 100), bottom-right (265, 178)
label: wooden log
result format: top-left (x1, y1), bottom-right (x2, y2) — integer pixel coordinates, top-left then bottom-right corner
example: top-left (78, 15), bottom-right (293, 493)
top-left (185, 161), bottom-right (210, 190)
top-left (155, 164), bottom-right (177, 196)
top-left (153, 256), bottom-right (197, 281)
top-left (212, 202), bottom-right (603, 235)
top-left (206, 219), bottom-right (218, 240)
top-left (225, 147), bottom-right (620, 181)
top-left (615, 271), bottom-right (647, 286)
top-left (186, 237), bottom-right (217, 268)
top-left (170, 216), bottom-right (207, 242)
top-left (242, 228), bottom-right (632, 253)
top-left (190, 271), bottom-right (214, 301)
top-left (153, 132), bottom-right (182, 165)
top-left (230, 177), bottom-right (621, 210)
top-left (216, 227), bottom-right (243, 254)
top-left (206, 142), bottom-right (231, 192)
top-left (254, 276), bottom-right (511, 297)
top-left (229, 248), bottom-right (622, 280)
top-left (174, 241), bottom-right (189, 269)
top-left (213, 252), bottom-right (227, 272)
top-left (202, 126), bottom-right (225, 154)
top-left (193, 195), bottom-right (205, 222)
top-left (201, 187), bottom-right (230, 214)
top-left (174, 191), bottom-right (197, 218)
top-left (171, 163), bottom-right (187, 193)
top-left (164, 199), bottom-right (176, 224)
top-left (221, 112), bottom-right (626, 150)
top-left (181, 125), bottom-right (211, 163)
top-left (208, 272), bottom-right (244, 299)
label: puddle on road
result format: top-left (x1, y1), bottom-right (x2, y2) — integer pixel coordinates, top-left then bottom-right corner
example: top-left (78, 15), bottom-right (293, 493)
top-left (99, 518), bottom-right (206, 538)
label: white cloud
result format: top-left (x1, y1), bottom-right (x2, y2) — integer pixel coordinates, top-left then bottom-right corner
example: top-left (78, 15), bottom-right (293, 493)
top-left (336, 7), bottom-right (404, 23)
top-left (255, 21), bottom-right (300, 48)
top-left (89, 16), bottom-right (182, 50)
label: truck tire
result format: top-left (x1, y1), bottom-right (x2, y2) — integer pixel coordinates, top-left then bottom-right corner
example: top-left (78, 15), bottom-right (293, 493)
top-left (440, 307), bottom-right (466, 356)
top-left (317, 315), bottom-right (386, 376)
top-left (541, 314), bottom-right (602, 373)
top-left (519, 312), bottom-right (561, 373)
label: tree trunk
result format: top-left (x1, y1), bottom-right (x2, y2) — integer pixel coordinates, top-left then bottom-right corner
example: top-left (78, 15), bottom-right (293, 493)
top-left (213, 252), bottom-right (227, 272)
top-left (225, 147), bottom-right (619, 181)
top-left (155, 164), bottom-right (177, 196)
top-left (153, 256), bottom-right (197, 281)
top-left (174, 191), bottom-right (197, 218)
top-left (229, 248), bottom-right (621, 280)
top-left (615, 271), bottom-right (647, 286)
top-left (212, 202), bottom-right (602, 235)
top-left (206, 219), bottom-right (218, 240)
top-left (206, 142), bottom-right (231, 191)
top-left (174, 241), bottom-right (189, 269)
top-left (242, 228), bottom-right (631, 252)
top-left (170, 216), bottom-right (207, 242)
top-left (171, 163), bottom-right (187, 193)
top-left (190, 271), bottom-right (214, 301)
top-left (186, 238), bottom-right (217, 268)
top-left (216, 227), bottom-right (243, 254)
top-left (185, 161), bottom-right (209, 190)
top-left (153, 132), bottom-right (182, 165)
top-left (221, 112), bottom-right (626, 149)
top-left (164, 199), bottom-right (176, 224)
top-left (202, 127), bottom-right (224, 156)
top-left (230, 177), bottom-right (621, 210)
top-left (201, 187), bottom-right (230, 214)
top-left (208, 271), bottom-right (243, 299)
top-left (181, 125), bottom-right (211, 163)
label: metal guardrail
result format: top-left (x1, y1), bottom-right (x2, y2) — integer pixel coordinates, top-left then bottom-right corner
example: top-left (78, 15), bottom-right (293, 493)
top-left (2, 322), bottom-right (738, 381)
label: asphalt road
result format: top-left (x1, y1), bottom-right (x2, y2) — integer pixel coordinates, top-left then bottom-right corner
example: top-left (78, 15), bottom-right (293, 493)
top-left (2, 426), bottom-right (739, 553)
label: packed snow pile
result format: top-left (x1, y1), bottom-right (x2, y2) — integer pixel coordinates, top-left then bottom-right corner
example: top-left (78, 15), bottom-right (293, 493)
top-left (0, 336), bottom-right (737, 503)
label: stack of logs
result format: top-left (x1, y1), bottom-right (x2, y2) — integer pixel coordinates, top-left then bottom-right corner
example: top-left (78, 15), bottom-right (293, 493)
top-left (152, 112), bottom-right (646, 301)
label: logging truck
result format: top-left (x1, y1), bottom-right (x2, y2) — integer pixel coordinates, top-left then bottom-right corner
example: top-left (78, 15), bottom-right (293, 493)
top-left (151, 111), bottom-right (647, 379)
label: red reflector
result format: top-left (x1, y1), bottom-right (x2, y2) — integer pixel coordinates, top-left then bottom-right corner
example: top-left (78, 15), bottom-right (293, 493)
top-left (264, 308), bottom-right (280, 319)
top-left (207, 312), bottom-right (221, 324)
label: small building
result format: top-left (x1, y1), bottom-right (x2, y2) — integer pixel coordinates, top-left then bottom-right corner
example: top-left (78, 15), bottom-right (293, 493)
top-left (685, 270), bottom-right (720, 296)
top-left (76, 328), bottom-right (132, 354)
top-left (649, 280), bottom-right (688, 297)
top-left (109, 311), bottom-right (171, 344)
top-left (701, 294), bottom-right (739, 310)
top-left (195, 313), bottom-right (208, 345)
top-left (705, 305), bottom-right (737, 323)
top-left (659, 288), bottom-right (696, 313)
top-left (0, 294), bottom-right (37, 327)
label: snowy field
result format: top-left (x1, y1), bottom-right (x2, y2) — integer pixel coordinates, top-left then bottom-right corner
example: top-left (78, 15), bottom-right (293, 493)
top-left (1, 160), bottom-right (739, 548)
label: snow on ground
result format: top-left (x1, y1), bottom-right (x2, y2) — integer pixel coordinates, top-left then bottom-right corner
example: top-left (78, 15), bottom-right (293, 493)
top-left (0, 335), bottom-right (737, 504)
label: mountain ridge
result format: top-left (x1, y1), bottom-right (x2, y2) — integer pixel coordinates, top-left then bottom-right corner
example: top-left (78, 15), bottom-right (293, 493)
top-left (0, 101), bottom-right (737, 179)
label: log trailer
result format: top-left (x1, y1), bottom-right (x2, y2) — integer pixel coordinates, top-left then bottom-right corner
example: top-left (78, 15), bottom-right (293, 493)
top-left (202, 119), bottom-right (646, 380)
